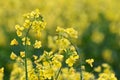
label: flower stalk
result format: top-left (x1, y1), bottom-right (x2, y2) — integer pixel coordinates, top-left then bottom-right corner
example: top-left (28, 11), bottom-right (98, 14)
top-left (24, 26), bottom-right (31, 80)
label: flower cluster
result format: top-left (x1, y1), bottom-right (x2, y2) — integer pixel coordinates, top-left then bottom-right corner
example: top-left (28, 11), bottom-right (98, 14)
top-left (8, 9), bottom-right (118, 80)
top-left (10, 9), bottom-right (46, 48)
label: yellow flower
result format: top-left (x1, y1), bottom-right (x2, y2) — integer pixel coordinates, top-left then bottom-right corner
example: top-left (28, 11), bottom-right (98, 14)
top-left (43, 69), bottom-right (54, 79)
top-left (15, 25), bottom-right (24, 37)
top-left (0, 67), bottom-right (4, 73)
top-left (94, 66), bottom-right (101, 72)
top-left (52, 60), bottom-right (62, 69)
top-left (52, 54), bottom-right (63, 61)
top-left (15, 25), bottom-right (24, 31)
top-left (33, 40), bottom-right (42, 49)
top-left (23, 19), bottom-right (31, 29)
top-left (83, 71), bottom-right (95, 80)
top-left (102, 63), bottom-right (110, 68)
top-left (22, 37), bottom-right (31, 45)
top-left (0, 67), bottom-right (4, 80)
top-left (10, 52), bottom-right (17, 60)
top-left (33, 55), bottom-right (38, 60)
top-left (86, 59), bottom-right (94, 67)
top-left (34, 9), bottom-right (41, 18)
top-left (16, 30), bottom-right (22, 37)
top-left (56, 38), bottom-right (70, 50)
top-left (66, 28), bottom-right (78, 38)
top-left (43, 61), bottom-right (50, 66)
top-left (56, 26), bottom-right (65, 32)
top-left (10, 39), bottom-right (18, 46)
top-left (66, 54), bottom-right (79, 67)
top-left (20, 51), bottom-right (25, 58)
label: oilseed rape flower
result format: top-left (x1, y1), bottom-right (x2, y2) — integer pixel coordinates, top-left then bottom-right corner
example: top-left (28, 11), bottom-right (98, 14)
top-left (33, 55), bottom-right (38, 60)
top-left (22, 37), bottom-right (31, 45)
top-left (98, 73), bottom-right (117, 80)
top-left (33, 40), bottom-right (42, 49)
top-left (0, 67), bottom-right (4, 73)
top-left (10, 9), bottom-right (46, 80)
top-left (20, 51), bottom-right (25, 58)
top-left (23, 9), bottom-right (46, 34)
top-left (82, 71), bottom-right (95, 80)
top-left (52, 54), bottom-right (63, 62)
top-left (94, 66), bottom-right (101, 72)
top-left (0, 67), bottom-right (4, 80)
top-left (56, 26), bottom-right (78, 39)
top-left (23, 19), bottom-right (31, 29)
top-left (97, 64), bottom-right (117, 80)
top-left (10, 52), bottom-right (17, 60)
top-left (10, 38), bottom-right (18, 46)
top-left (66, 54), bottom-right (79, 67)
top-left (15, 25), bottom-right (24, 37)
top-left (56, 26), bottom-right (65, 32)
top-left (66, 28), bottom-right (78, 38)
top-left (52, 60), bottom-right (62, 69)
top-left (56, 38), bottom-right (70, 51)
top-left (86, 58), bottom-right (94, 67)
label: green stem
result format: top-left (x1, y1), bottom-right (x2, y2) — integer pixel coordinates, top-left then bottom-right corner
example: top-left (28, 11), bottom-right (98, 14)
top-left (74, 47), bottom-right (83, 80)
top-left (24, 27), bottom-right (31, 80)
top-left (68, 39), bottom-right (83, 80)
top-left (25, 45), bottom-right (28, 80)
top-left (55, 67), bottom-right (62, 80)
top-left (80, 59), bottom-right (83, 80)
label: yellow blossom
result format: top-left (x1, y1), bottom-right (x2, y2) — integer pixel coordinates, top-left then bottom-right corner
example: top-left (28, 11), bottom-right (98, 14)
top-left (10, 52), bottom-right (17, 60)
top-left (102, 63), bottom-right (110, 68)
top-left (33, 40), bottom-right (42, 48)
top-left (43, 69), bottom-right (54, 79)
top-left (20, 51), bottom-right (25, 58)
top-left (22, 37), bottom-right (31, 45)
top-left (56, 38), bottom-right (70, 51)
top-left (34, 9), bottom-right (41, 18)
top-left (52, 60), bottom-right (62, 69)
top-left (66, 54), bottom-right (79, 67)
top-left (33, 55), bottom-right (38, 60)
top-left (43, 61), bottom-right (50, 66)
top-left (23, 19), bottom-right (31, 29)
top-left (83, 71), bottom-right (95, 80)
top-left (94, 66), bottom-right (101, 72)
top-left (0, 67), bottom-right (4, 73)
top-left (81, 65), bottom-right (85, 70)
top-left (10, 39), bottom-right (18, 46)
top-left (52, 54), bottom-right (63, 61)
top-left (66, 28), bottom-right (78, 38)
top-left (56, 26), bottom-right (65, 32)
top-left (15, 25), bottom-right (24, 37)
top-left (98, 73), bottom-right (117, 80)
top-left (69, 46), bottom-right (76, 51)
top-left (15, 25), bottom-right (24, 31)
top-left (0, 67), bottom-right (4, 80)
top-left (86, 58), bottom-right (94, 67)
top-left (16, 30), bottom-right (22, 37)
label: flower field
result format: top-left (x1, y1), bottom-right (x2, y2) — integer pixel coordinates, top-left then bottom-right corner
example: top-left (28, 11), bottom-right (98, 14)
top-left (0, 0), bottom-right (120, 80)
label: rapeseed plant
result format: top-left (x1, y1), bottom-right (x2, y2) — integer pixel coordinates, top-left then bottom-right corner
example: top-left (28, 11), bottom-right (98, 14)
top-left (0, 1), bottom-right (120, 78)
top-left (9, 9), bottom-right (117, 80)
